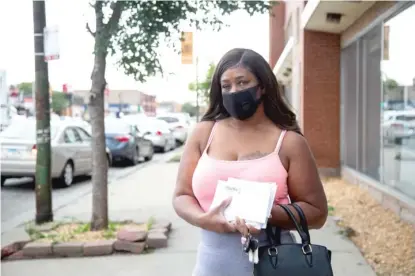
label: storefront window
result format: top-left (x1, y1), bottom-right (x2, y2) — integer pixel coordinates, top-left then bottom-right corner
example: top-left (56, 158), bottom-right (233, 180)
top-left (340, 25), bottom-right (382, 181)
top-left (381, 4), bottom-right (415, 198)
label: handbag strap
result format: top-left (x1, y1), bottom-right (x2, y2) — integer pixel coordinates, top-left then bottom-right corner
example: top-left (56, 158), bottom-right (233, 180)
top-left (291, 203), bottom-right (311, 243)
top-left (265, 223), bottom-right (280, 245)
top-left (278, 204), bottom-right (310, 246)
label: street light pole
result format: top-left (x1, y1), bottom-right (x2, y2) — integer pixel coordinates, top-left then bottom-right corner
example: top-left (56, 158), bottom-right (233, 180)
top-left (195, 56), bottom-right (200, 122)
top-left (33, 0), bottom-right (53, 224)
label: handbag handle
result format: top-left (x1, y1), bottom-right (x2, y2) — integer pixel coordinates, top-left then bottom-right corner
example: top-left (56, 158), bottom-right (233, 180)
top-left (291, 203), bottom-right (311, 244)
top-left (278, 204), bottom-right (311, 247)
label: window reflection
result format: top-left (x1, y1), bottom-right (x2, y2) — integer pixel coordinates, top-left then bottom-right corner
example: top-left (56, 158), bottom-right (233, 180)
top-left (381, 4), bottom-right (415, 198)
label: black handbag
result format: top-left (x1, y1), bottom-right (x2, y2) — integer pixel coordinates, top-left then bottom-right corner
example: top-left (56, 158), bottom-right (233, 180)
top-left (254, 203), bottom-right (333, 276)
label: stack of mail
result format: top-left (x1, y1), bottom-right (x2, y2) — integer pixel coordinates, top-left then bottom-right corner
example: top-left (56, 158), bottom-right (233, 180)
top-left (210, 178), bottom-right (277, 229)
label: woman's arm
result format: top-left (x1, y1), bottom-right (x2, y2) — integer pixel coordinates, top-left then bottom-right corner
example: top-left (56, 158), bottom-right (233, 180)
top-left (172, 122), bottom-right (212, 227)
top-left (268, 132), bottom-right (328, 229)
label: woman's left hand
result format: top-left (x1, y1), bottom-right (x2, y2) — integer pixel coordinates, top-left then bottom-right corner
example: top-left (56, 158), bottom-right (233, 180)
top-left (235, 217), bottom-right (261, 237)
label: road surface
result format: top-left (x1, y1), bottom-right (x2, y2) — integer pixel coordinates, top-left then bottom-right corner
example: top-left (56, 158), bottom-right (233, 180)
top-left (1, 148), bottom-right (182, 233)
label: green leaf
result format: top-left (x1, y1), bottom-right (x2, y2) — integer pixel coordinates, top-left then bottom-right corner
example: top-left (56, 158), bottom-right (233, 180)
top-left (94, 0), bottom-right (274, 83)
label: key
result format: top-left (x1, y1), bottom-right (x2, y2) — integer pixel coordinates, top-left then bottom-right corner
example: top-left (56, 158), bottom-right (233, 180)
top-left (249, 238), bottom-right (259, 264)
top-left (242, 235), bottom-right (251, 253)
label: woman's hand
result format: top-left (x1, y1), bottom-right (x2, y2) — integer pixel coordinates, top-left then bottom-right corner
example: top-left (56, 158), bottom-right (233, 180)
top-left (235, 217), bottom-right (261, 237)
top-left (198, 198), bottom-right (236, 233)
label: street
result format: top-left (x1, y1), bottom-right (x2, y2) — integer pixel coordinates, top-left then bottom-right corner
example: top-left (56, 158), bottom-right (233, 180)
top-left (1, 148), bottom-right (182, 234)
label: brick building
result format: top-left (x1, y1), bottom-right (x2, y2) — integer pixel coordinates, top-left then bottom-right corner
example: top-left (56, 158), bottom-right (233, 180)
top-left (73, 89), bottom-right (157, 116)
top-left (270, 1), bottom-right (415, 223)
top-left (139, 91), bottom-right (157, 116)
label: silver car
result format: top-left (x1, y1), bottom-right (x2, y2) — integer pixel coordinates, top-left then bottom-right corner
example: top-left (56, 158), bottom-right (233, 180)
top-left (0, 118), bottom-right (108, 188)
top-left (130, 117), bottom-right (176, 153)
top-left (156, 113), bottom-right (190, 145)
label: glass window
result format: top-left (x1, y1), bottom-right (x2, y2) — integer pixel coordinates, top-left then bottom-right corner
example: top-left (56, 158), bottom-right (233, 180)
top-left (0, 119), bottom-right (58, 140)
top-left (158, 117), bottom-right (179, 123)
top-left (64, 128), bottom-right (81, 144)
top-left (105, 119), bottom-right (130, 133)
top-left (381, 4), bottom-right (415, 198)
top-left (341, 42), bottom-right (359, 170)
top-left (341, 23), bottom-right (382, 181)
top-left (76, 127), bottom-right (91, 142)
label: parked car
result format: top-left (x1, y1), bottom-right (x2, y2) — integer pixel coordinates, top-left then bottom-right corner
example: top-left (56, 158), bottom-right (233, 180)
top-left (104, 118), bottom-right (154, 165)
top-left (157, 113), bottom-right (190, 145)
top-left (51, 116), bottom-right (112, 168)
top-left (0, 118), bottom-right (107, 188)
top-left (382, 110), bottom-right (415, 143)
top-left (125, 116), bottom-right (175, 152)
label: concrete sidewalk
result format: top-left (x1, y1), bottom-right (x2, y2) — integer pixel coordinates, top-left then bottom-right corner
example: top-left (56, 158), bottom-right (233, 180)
top-left (1, 162), bottom-right (375, 276)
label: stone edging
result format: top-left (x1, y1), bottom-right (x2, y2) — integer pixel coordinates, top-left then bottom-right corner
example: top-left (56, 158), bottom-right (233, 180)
top-left (1, 221), bottom-right (171, 261)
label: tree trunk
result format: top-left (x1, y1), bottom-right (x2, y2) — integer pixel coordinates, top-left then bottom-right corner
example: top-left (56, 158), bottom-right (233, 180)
top-left (89, 47), bottom-right (108, 231)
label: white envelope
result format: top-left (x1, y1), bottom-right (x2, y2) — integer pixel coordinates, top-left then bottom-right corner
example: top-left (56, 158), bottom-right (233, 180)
top-left (211, 178), bottom-right (277, 228)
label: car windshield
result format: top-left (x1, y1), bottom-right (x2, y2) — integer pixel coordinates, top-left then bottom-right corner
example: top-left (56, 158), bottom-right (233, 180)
top-left (0, 119), bottom-right (58, 140)
top-left (105, 120), bottom-right (130, 133)
top-left (158, 116), bottom-right (179, 123)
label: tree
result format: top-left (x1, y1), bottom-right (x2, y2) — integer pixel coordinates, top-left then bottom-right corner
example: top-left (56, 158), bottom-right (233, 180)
top-left (181, 102), bottom-right (198, 117)
top-left (17, 82), bottom-right (34, 97)
top-left (51, 92), bottom-right (69, 115)
top-left (188, 62), bottom-right (216, 105)
top-left (86, 0), bottom-right (273, 231)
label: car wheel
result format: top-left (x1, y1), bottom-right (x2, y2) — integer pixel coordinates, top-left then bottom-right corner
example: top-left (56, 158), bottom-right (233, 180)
top-left (1, 176), bottom-right (6, 187)
top-left (107, 154), bottom-right (112, 168)
top-left (163, 142), bottom-right (169, 153)
top-left (175, 139), bottom-right (183, 147)
top-left (132, 147), bottom-right (140, 165)
top-left (145, 146), bottom-right (154, 161)
top-left (60, 162), bottom-right (74, 188)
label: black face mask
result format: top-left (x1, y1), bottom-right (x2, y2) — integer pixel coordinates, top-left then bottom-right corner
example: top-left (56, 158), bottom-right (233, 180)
top-left (222, 85), bottom-right (262, 120)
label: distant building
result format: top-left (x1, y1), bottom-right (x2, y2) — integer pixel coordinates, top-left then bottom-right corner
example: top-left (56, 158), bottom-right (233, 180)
top-left (157, 101), bottom-right (182, 114)
top-left (73, 89), bottom-right (157, 116)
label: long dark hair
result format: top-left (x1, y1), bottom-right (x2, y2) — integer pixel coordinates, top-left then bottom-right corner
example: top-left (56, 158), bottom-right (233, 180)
top-left (202, 48), bottom-right (302, 135)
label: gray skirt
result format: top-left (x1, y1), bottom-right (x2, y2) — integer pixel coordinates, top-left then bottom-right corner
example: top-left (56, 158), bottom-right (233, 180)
top-left (193, 229), bottom-right (295, 276)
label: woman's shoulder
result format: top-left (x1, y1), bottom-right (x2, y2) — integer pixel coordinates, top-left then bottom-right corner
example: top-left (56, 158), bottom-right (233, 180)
top-left (186, 120), bottom-right (216, 149)
top-left (282, 130), bottom-right (310, 155)
top-left (193, 120), bottom-right (216, 136)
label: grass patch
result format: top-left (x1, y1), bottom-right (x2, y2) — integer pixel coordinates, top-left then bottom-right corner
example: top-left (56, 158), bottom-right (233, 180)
top-left (328, 205), bottom-right (335, 216)
top-left (25, 220), bottom-right (146, 243)
top-left (168, 154), bottom-right (181, 163)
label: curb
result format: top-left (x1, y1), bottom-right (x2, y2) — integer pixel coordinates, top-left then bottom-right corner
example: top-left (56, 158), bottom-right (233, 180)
top-left (2, 221), bottom-right (172, 261)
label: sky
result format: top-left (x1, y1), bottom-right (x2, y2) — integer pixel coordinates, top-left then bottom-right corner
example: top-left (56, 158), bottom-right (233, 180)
top-left (381, 4), bottom-right (415, 86)
top-left (0, 0), bottom-right (269, 103)
top-left (1, 1), bottom-right (413, 104)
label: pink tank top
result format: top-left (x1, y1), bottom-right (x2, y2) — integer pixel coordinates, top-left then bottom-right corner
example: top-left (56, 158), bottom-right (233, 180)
top-left (192, 123), bottom-right (290, 212)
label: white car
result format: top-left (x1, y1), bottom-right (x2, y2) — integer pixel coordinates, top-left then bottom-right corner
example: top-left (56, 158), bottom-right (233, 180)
top-left (127, 117), bottom-right (176, 152)
top-left (382, 110), bottom-right (415, 143)
top-left (157, 113), bottom-right (190, 145)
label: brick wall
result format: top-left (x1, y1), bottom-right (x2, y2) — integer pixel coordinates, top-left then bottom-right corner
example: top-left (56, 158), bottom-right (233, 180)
top-left (302, 30), bottom-right (341, 171)
top-left (269, 2), bottom-right (285, 68)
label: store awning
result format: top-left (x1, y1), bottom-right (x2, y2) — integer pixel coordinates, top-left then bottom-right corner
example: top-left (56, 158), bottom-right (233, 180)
top-left (273, 37), bottom-right (294, 86)
top-left (301, 0), bottom-right (375, 33)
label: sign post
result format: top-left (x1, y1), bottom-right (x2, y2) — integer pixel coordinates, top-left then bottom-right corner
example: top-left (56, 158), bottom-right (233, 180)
top-left (44, 26), bottom-right (60, 62)
top-left (33, 1), bottom-right (53, 224)
top-left (181, 31), bottom-right (199, 121)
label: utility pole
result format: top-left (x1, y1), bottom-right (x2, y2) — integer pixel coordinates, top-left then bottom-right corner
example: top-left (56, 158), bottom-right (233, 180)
top-left (33, 0), bottom-right (53, 224)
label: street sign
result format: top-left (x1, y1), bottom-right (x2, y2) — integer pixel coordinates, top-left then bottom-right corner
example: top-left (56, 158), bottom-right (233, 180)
top-left (181, 32), bottom-right (193, 65)
top-left (44, 26), bottom-right (60, 61)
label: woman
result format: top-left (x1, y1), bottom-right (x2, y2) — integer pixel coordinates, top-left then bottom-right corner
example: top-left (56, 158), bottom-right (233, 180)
top-left (173, 48), bottom-right (328, 276)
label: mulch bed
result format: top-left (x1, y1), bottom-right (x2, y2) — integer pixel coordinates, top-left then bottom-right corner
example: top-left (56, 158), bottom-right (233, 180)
top-left (324, 178), bottom-right (415, 276)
